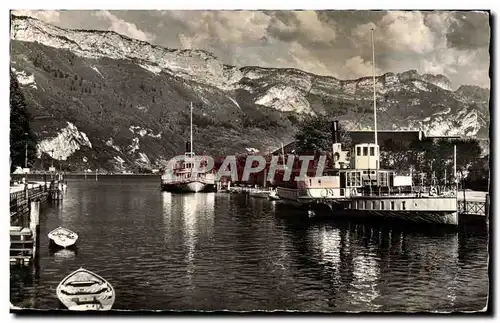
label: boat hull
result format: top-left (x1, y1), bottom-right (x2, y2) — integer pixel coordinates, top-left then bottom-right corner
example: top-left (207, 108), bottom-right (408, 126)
top-left (161, 181), bottom-right (216, 193)
top-left (249, 191), bottom-right (270, 198)
top-left (278, 192), bottom-right (459, 225)
top-left (48, 227), bottom-right (78, 248)
top-left (306, 197), bottom-right (459, 225)
top-left (57, 268), bottom-right (115, 311)
top-left (268, 194), bottom-right (280, 201)
top-left (309, 207), bottom-right (459, 225)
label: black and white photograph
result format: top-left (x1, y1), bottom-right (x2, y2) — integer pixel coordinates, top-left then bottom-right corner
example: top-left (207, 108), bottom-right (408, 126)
top-left (8, 5), bottom-right (491, 314)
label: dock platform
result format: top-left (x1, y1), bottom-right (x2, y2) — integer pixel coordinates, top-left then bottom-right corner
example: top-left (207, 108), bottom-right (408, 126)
top-left (9, 180), bottom-right (63, 265)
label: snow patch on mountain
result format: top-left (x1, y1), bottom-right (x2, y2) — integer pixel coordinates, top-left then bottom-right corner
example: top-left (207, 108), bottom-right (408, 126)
top-left (129, 125), bottom-right (161, 138)
top-left (139, 63), bottom-right (161, 75)
top-left (128, 137), bottom-right (140, 154)
top-left (114, 156), bottom-right (125, 164)
top-left (11, 67), bottom-right (37, 89)
top-left (105, 138), bottom-right (121, 151)
top-left (228, 97), bottom-right (242, 111)
top-left (137, 152), bottom-right (151, 165)
top-left (413, 80), bottom-right (429, 92)
top-left (36, 122), bottom-right (92, 160)
top-left (433, 107), bottom-right (452, 116)
top-left (148, 132), bottom-right (162, 139)
top-left (245, 147), bottom-right (260, 153)
top-left (130, 126), bottom-right (147, 137)
top-left (90, 66), bottom-right (104, 78)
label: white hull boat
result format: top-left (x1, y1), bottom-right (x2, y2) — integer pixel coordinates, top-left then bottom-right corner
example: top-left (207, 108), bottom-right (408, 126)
top-left (160, 102), bottom-right (216, 193)
top-left (181, 181), bottom-right (206, 193)
top-left (268, 190), bottom-right (280, 200)
top-left (57, 268), bottom-right (115, 311)
top-left (48, 227), bottom-right (78, 248)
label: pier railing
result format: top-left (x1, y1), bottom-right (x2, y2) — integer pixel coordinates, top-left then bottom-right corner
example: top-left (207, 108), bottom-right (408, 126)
top-left (10, 183), bottom-right (51, 223)
top-left (458, 200), bottom-right (488, 216)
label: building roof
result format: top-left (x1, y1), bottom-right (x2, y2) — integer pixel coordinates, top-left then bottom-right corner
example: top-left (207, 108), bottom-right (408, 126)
top-left (270, 130), bottom-right (463, 155)
top-left (350, 130), bottom-right (424, 144)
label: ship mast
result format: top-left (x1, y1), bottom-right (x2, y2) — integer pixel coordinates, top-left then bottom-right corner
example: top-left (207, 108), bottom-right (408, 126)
top-left (281, 142), bottom-right (286, 169)
top-left (190, 102), bottom-right (193, 156)
top-left (371, 28), bottom-right (379, 183)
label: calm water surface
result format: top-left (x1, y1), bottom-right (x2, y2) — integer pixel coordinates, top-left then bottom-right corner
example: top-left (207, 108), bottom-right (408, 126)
top-left (10, 176), bottom-right (489, 312)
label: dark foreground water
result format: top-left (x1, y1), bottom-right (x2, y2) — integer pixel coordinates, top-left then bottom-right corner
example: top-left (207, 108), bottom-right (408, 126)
top-left (10, 176), bottom-right (489, 312)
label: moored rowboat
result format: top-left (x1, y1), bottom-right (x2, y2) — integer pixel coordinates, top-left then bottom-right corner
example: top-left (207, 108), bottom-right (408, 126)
top-left (57, 268), bottom-right (115, 311)
top-left (48, 227), bottom-right (78, 248)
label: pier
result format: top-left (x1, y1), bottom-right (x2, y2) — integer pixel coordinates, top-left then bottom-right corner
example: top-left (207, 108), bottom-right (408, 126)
top-left (10, 180), bottom-right (64, 265)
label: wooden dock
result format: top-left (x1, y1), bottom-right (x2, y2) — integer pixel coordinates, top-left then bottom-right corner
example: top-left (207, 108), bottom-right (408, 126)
top-left (9, 180), bottom-right (64, 265)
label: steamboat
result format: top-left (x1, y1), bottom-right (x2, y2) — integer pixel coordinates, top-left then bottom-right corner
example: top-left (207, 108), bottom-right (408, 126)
top-left (276, 29), bottom-right (459, 225)
top-left (161, 103), bottom-right (216, 193)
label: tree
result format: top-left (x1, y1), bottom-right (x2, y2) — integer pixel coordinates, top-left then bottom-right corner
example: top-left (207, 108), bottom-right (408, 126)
top-left (295, 115), bottom-right (351, 155)
top-left (10, 71), bottom-right (37, 172)
top-left (401, 137), bottom-right (483, 185)
top-left (466, 155), bottom-right (489, 191)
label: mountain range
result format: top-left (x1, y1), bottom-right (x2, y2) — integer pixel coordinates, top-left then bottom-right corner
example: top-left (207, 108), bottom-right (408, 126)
top-left (10, 15), bottom-right (490, 172)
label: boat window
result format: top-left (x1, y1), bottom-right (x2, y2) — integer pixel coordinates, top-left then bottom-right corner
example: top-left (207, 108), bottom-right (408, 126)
top-left (372, 201), bottom-right (376, 209)
top-left (381, 201), bottom-right (385, 210)
top-left (340, 189), bottom-right (344, 196)
top-left (363, 171), bottom-right (367, 174)
top-left (391, 201), bottom-right (395, 210)
top-left (318, 180), bottom-right (321, 185)
top-left (364, 201), bottom-right (368, 209)
top-left (370, 147), bottom-right (375, 156)
top-left (363, 147), bottom-right (368, 156)
top-left (357, 147), bottom-right (361, 156)
top-left (402, 201), bottom-right (406, 210)
top-left (309, 179), bottom-right (311, 185)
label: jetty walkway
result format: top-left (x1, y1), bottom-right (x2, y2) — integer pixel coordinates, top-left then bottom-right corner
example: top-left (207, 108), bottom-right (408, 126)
top-left (10, 180), bottom-right (64, 265)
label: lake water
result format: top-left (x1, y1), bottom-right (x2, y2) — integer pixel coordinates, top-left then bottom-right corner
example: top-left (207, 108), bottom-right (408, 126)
top-left (10, 176), bottom-right (489, 312)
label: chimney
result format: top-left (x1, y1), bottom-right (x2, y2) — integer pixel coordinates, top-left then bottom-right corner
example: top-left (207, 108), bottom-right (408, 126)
top-left (185, 141), bottom-right (191, 153)
top-left (331, 120), bottom-right (339, 144)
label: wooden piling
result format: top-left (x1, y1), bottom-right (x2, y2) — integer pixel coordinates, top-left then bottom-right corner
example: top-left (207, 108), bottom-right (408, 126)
top-left (486, 193), bottom-right (490, 220)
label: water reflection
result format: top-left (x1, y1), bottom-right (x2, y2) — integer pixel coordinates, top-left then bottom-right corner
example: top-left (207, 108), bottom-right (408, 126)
top-left (162, 193), bottom-right (215, 241)
top-left (11, 177), bottom-right (488, 312)
top-left (52, 249), bottom-right (76, 263)
top-left (182, 194), bottom-right (199, 288)
top-left (349, 253), bottom-right (381, 310)
top-left (280, 218), bottom-right (468, 311)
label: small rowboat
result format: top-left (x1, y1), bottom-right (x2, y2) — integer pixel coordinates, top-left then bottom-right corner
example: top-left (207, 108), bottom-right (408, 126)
top-left (268, 190), bottom-right (280, 201)
top-left (48, 227), bottom-right (78, 248)
top-left (57, 268), bottom-right (115, 311)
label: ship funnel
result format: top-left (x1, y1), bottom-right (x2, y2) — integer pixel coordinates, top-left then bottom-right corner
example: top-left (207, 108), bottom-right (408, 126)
top-left (185, 141), bottom-right (191, 153)
top-left (331, 120), bottom-right (339, 144)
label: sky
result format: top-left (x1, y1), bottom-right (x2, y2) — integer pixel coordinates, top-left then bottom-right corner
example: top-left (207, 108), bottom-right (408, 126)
top-left (12, 9), bottom-right (491, 89)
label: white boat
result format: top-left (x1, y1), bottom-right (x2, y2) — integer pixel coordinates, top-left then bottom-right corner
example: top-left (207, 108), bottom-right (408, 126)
top-left (48, 227), bottom-right (78, 248)
top-left (275, 29), bottom-right (459, 225)
top-left (268, 190), bottom-right (280, 200)
top-left (57, 268), bottom-right (115, 311)
top-left (161, 102), bottom-right (216, 193)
